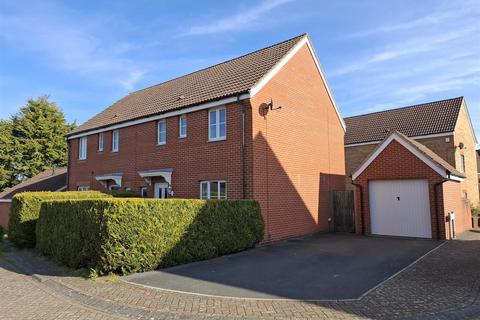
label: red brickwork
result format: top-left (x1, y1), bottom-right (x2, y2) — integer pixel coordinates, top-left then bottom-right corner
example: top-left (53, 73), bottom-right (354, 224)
top-left (353, 139), bottom-right (470, 240)
top-left (0, 202), bottom-right (10, 230)
top-left (67, 43), bottom-right (346, 242)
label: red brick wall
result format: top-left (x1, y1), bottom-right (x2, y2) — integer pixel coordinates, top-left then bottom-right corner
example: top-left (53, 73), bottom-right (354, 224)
top-left (0, 202), bottom-right (10, 230)
top-left (68, 101), bottom-right (247, 199)
top-left (250, 43), bottom-right (346, 242)
top-left (68, 43), bottom-right (346, 242)
top-left (355, 140), bottom-right (445, 239)
top-left (441, 181), bottom-right (471, 239)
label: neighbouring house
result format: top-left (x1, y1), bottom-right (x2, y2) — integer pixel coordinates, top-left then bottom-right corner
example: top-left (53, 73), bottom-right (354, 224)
top-left (0, 167), bottom-right (67, 230)
top-left (345, 97), bottom-right (479, 208)
top-left (352, 131), bottom-right (471, 240)
top-left (477, 149), bottom-right (480, 199)
top-left (66, 34), bottom-right (346, 242)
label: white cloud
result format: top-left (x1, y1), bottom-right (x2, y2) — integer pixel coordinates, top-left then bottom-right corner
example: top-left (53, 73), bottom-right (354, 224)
top-left (330, 26), bottom-right (478, 77)
top-left (0, 2), bottom-right (145, 90)
top-left (182, 0), bottom-right (293, 36)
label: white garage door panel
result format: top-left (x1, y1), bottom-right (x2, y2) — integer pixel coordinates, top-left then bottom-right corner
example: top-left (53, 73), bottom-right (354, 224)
top-left (369, 180), bottom-right (432, 238)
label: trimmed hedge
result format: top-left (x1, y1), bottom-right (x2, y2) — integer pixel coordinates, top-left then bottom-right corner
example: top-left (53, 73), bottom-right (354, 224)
top-left (36, 199), bottom-right (264, 275)
top-left (9, 191), bottom-right (112, 248)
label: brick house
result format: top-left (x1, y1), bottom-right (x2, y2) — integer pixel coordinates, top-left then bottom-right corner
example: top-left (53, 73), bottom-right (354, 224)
top-left (0, 168), bottom-right (67, 230)
top-left (345, 97), bottom-right (479, 207)
top-left (352, 131), bottom-right (471, 240)
top-left (66, 34), bottom-right (346, 242)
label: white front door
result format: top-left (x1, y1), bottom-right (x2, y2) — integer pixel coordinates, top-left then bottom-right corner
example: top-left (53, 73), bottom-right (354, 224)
top-left (154, 182), bottom-right (169, 199)
top-left (369, 179), bottom-right (432, 238)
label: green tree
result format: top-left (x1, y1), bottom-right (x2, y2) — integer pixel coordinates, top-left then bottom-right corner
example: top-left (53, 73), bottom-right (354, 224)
top-left (0, 120), bottom-right (17, 190)
top-left (0, 96), bottom-right (75, 191)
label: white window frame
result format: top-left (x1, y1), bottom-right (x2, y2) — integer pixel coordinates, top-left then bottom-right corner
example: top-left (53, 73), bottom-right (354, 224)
top-left (109, 184), bottom-right (120, 191)
top-left (179, 114), bottom-right (187, 138)
top-left (208, 107), bottom-right (226, 141)
top-left (200, 180), bottom-right (227, 200)
top-left (460, 154), bottom-right (466, 172)
top-left (98, 133), bottom-right (104, 151)
top-left (157, 120), bottom-right (167, 145)
top-left (140, 187), bottom-right (148, 198)
top-left (77, 186), bottom-right (90, 191)
top-left (79, 137), bottom-right (87, 160)
top-left (112, 129), bottom-right (119, 152)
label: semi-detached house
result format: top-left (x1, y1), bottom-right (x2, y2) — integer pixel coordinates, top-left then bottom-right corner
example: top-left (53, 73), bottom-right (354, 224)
top-left (66, 34), bottom-right (346, 242)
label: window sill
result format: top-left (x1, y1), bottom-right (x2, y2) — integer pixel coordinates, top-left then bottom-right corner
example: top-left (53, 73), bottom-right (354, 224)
top-left (156, 143), bottom-right (166, 146)
top-left (208, 137), bottom-right (226, 143)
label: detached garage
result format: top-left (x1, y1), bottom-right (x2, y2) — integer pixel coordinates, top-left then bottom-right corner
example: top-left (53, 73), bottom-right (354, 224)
top-left (352, 131), bottom-right (471, 240)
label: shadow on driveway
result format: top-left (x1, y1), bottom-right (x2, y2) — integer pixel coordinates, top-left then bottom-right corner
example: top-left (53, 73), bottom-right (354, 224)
top-left (125, 233), bottom-right (441, 300)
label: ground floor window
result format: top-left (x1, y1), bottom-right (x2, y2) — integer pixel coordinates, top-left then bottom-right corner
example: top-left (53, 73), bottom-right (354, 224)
top-left (77, 186), bottom-right (90, 191)
top-left (200, 181), bottom-right (227, 199)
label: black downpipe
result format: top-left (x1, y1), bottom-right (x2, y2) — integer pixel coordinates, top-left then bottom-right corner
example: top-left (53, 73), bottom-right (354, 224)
top-left (351, 179), bottom-right (365, 235)
top-left (237, 94), bottom-right (247, 199)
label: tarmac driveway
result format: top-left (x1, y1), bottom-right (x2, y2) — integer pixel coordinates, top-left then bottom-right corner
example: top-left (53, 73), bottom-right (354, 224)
top-left (125, 233), bottom-right (441, 300)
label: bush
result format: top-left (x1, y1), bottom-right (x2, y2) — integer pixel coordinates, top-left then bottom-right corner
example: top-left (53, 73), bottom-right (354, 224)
top-left (36, 198), bottom-right (264, 275)
top-left (471, 203), bottom-right (479, 216)
top-left (0, 225), bottom-right (4, 241)
top-left (9, 191), bottom-right (112, 248)
top-left (103, 190), bottom-right (140, 198)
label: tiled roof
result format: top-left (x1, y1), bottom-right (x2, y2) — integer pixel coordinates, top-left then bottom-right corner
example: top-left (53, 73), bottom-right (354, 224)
top-left (68, 34), bottom-right (307, 136)
top-left (345, 97), bottom-right (463, 145)
top-left (0, 168), bottom-right (67, 199)
top-left (353, 131), bottom-right (465, 179)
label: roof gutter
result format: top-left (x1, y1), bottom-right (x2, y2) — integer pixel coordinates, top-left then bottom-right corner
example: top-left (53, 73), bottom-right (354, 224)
top-left (66, 92), bottom-right (251, 140)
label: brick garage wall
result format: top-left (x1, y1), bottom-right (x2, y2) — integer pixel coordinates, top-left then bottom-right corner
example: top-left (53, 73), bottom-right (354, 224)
top-left (345, 135), bottom-right (454, 192)
top-left (68, 100), bottom-right (249, 200)
top-left (354, 140), bottom-right (448, 239)
top-left (0, 202), bottom-right (10, 230)
top-left (441, 181), bottom-right (472, 239)
top-left (250, 43), bottom-right (346, 242)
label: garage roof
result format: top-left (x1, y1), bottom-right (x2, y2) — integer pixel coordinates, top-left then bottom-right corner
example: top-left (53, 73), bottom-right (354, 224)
top-left (0, 168), bottom-right (67, 200)
top-left (345, 97), bottom-right (463, 145)
top-left (352, 131), bottom-right (465, 181)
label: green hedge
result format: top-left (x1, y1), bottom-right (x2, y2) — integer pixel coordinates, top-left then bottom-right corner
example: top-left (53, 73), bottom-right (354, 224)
top-left (9, 191), bottom-right (112, 248)
top-left (36, 199), bottom-right (264, 275)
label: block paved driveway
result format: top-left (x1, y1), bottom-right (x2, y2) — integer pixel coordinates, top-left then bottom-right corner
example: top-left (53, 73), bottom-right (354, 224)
top-left (1, 231), bottom-right (480, 319)
top-left (125, 233), bottom-right (440, 300)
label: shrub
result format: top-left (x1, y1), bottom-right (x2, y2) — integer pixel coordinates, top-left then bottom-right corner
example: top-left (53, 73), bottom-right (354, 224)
top-left (471, 203), bottom-right (479, 216)
top-left (9, 191), bottom-right (112, 248)
top-left (103, 190), bottom-right (141, 198)
top-left (0, 225), bottom-right (4, 241)
top-left (36, 198), bottom-right (264, 275)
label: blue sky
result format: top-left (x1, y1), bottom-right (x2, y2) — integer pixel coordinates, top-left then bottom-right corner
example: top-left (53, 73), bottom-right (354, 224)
top-left (1, 0), bottom-right (479, 141)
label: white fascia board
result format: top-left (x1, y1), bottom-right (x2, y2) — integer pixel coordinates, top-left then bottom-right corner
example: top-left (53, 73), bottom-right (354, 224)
top-left (54, 186), bottom-right (67, 192)
top-left (448, 175), bottom-right (465, 182)
top-left (249, 36), bottom-right (347, 132)
top-left (67, 93), bottom-right (250, 140)
top-left (0, 199), bottom-right (12, 203)
top-left (352, 133), bottom-right (449, 181)
top-left (345, 132), bottom-right (455, 148)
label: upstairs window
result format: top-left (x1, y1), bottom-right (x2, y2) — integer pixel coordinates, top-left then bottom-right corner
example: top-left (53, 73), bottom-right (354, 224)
top-left (460, 154), bottom-right (466, 172)
top-left (112, 130), bottom-right (119, 152)
top-left (200, 181), bottom-right (227, 200)
top-left (79, 137), bottom-right (87, 160)
top-left (98, 133), bottom-right (104, 151)
top-left (179, 115), bottom-right (187, 138)
top-left (157, 120), bottom-right (167, 145)
top-left (209, 107), bottom-right (226, 141)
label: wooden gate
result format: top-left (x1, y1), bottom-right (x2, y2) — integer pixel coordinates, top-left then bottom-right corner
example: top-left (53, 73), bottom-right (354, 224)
top-left (333, 191), bottom-right (355, 233)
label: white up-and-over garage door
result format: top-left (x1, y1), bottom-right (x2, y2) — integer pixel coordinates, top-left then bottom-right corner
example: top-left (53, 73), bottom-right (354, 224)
top-left (369, 179), bottom-right (432, 238)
